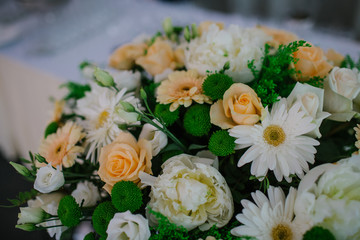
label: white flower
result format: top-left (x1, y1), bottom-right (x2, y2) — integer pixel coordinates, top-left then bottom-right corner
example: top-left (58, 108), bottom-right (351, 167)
top-left (231, 186), bottom-right (308, 240)
top-left (154, 68), bottom-right (174, 83)
top-left (17, 207), bottom-right (46, 224)
top-left (34, 164), bottom-right (65, 193)
top-left (140, 154), bottom-right (234, 231)
top-left (287, 82), bottom-right (330, 138)
top-left (324, 67), bottom-right (360, 121)
top-left (229, 98), bottom-right (319, 182)
top-left (184, 24), bottom-right (270, 83)
top-left (71, 181), bottom-right (101, 207)
top-left (75, 84), bottom-right (141, 161)
top-left (106, 211), bottom-right (151, 240)
top-left (139, 120), bottom-right (167, 156)
top-left (294, 154), bottom-right (360, 240)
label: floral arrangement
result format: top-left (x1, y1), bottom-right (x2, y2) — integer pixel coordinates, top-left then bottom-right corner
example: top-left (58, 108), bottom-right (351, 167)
top-left (5, 18), bottom-right (360, 240)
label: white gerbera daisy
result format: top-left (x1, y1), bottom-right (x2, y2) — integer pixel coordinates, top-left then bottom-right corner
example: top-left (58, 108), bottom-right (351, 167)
top-left (231, 186), bottom-right (308, 240)
top-left (229, 98), bottom-right (319, 182)
top-left (75, 84), bottom-right (140, 161)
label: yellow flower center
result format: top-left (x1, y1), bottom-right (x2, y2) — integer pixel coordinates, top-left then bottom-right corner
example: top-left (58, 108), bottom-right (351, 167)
top-left (96, 110), bottom-right (110, 129)
top-left (272, 224), bottom-right (293, 240)
top-left (263, 125), bottom-right (286, 146)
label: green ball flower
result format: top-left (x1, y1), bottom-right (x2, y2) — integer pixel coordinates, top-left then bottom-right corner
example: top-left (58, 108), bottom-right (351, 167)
top-left (183, 104), bottom-right (211, 137)
top-left (111, 181), bottom-right (142, 213)
top-left (303, 226), bottom-right (336, 240)
top-left (202, 73), bottom-right (233, 100)
top-left (92, 201), bottom-right (117, 236)
top-left (57, 195), bottom-right (82, 227)
top-left (83, 232), bottom-right (95, 240)
top-left (208, 130), bottom-right (235, 156)
top-left (154, 104), bottom-right (179, 126)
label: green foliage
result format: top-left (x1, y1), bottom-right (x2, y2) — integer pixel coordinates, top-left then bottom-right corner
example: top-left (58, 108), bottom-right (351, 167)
top-left (208, 130), bottom-right (236, 156)
top-left (44, 121), bottom-right (59, 138)
top-left (340, 54), bottom-right (360, 70)
top-left (57, 196), bottom-right (82, 227)
top-left (202, 73), bottom-right (234, 100)
top-left (183, 104), bottom-right (211, 137)
top-left (154, 104), bottom-right (179, 126)
top-left (2, 189), bottom-right (38, 208)
top-left (83, 232), bottom-right (95, 240)
top-left (249, 41), bottom-right (311, 106)
top-left (92, 201), bottom-right (117, 237)
top-left (60, 82), bottom-right (91, 100)
top-left (111, 181), bottom-right (143, 213)
top-left (306, 76), bottom-right (325, 88)
top-left (189, 221), bottom-right (250, 240)
top-left (303, 226), bottom-right (336, 240)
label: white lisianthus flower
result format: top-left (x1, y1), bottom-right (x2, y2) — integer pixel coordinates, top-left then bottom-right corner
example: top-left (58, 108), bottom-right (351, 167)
top-left (287, 82), bottom-right (331, 138)
top-left (324, 67), bottom-right (360, 121)
top-left (71, 181), bottom-right (101, 207)
top-left (140, 154), bottom-right (234, 231)
top-left (17, 207), bottom-right (47, 224)
top-left (295, 154), bottom-right (360, 240)
top-left (184, 24), bottom-right (270, 83)
top-left (106, 211), bottom-right (151, 240)
top-left (34, 164), bottom-right (65, 194)
top-left (139, 120), bottom-right (167, 156)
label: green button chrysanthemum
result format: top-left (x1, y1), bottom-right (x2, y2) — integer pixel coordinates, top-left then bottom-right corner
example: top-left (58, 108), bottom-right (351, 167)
top-left (208, 130), bottom-right (235, 156)
top-left (303, 226), bottom-right (336, 240)
top-left (92, 201), bottom-right (117, 236)
top-left (83, 232), bottom-right (95, 240)
top-left (183, 104), bottom-right (211, 137)
top-left (57, 195), bottom-right (82, 227)
top-left (202, 73), bottom-right (233, 100)
top-left (154, 103), bottom-right (180, 126)
top-left (111, 181), bottom-right (142, 213)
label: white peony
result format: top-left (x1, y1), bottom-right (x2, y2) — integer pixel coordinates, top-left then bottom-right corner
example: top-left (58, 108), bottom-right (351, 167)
top-left (324, 67), bottom-right (360, 121)
top-left (184, 24), bottom-right (270, 83)
top-left (139, 120), bottom-right (168, 156)
top-left (17, 207), bottom-right (46, 224)
top-left (71, 181), bottom-right (101, 207)
top-left (294, 154), bottom-right (360, 239)
top-left (106, 211), bottom-right (151, 240)
top-left (34, 164), bottom-right (65, 194)
top-left (287, 82), bottom-right (330, 138)
top-left (140, 154), bottom-right (234, 231)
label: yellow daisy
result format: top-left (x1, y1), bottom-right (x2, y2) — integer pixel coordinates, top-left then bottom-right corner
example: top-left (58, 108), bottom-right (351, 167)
top-left (39, 122), bottom-right (85, 168)
top-left (156, 69), bottom-right (211, 112)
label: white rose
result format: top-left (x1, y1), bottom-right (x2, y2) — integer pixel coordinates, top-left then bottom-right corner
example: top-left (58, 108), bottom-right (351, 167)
top-left (287, 82), bottom-right (330, 138)
top-left (295, 154), bottom-right (360, 240)
top-left (108, 69), bottom-right (141, 90)
top-left (324, 67), bottom-right (360, 121)
top-left (17, 207), bottom-right (46, 224)
top-left (139, 121), bottom-right (167, 156)
top-left (106, 211), bottom-right (151, 240)
top-left (184, 24), bottom-right (270, 83)
top-left (140, 154), bottom-right (234, 231)
top-left (71, 181), bottom-right (101, 207)
top-left (34, 164), bottom-right (65, 194)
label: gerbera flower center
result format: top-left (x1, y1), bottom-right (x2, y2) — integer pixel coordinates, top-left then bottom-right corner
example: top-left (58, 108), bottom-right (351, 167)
top-left (263, 125), bottom-right (286, 146)
top-left (96, 110), bottom-right (110, 129)
top-left (272, 223), bottom-right (293, 240)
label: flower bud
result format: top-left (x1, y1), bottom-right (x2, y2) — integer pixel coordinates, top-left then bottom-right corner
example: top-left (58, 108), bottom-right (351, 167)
top-left (15, 223), bottom-right (37, 231)
top-left (162, 17), bottom-right (173, 37)
top-left (17, 207), bottom-right (47, 224)
top-left (140, 88), bottom-right (147, 100)
top-left (94, 68), bottom-right (115, 88)
top-left (119, 101), bottom-right (136, 112)
top-left (184, 26), bottom-right (191, 42)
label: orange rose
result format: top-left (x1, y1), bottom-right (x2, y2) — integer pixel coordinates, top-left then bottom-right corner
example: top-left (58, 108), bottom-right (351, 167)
top-left (98, 132), bottom-right (152, 193)
top-left (135, 38), bottom-right (180, 76)
top-left (291, 44), bottom-right (333, 81)
top-left (210, 83), bottom-right (264, 129)
top-left (257, 25), bottom-right (298, 48)
top-left (198, 21), bottom-right (224, 36)
top-left (109, 43), bottom-right (147, 70)
top-left (326, 48), bottom-right (344, 67)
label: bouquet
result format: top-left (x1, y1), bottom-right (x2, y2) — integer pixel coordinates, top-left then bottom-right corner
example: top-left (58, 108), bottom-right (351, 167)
top-left (6, 18), bottom-right (360, 240)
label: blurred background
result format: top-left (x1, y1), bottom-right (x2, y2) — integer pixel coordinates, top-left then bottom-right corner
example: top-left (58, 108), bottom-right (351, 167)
top-left (1, 0), bottom-right (360, 239)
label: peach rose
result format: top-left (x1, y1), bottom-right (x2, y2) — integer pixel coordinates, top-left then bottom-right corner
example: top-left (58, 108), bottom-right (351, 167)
top-left (98, 132), bottom-right (152, 193)
top-left (257, 25), bottom-right (298, 48)
top-left (326, 48), bottom-right (344, 67)
top-left (109, 43), bottom-right (147, 70)
top-left (290, 44), bottom-right (333, 81)
top-left (135, 38), bottom-right (181, 76)
top-left (198, 21), bottom-right (224, 36)
top-left (210, 83), bottom-right (263, 129)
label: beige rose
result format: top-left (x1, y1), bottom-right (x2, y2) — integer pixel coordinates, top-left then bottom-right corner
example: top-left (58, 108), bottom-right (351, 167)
top-left (257, 25), bottom-right (298, 48)
top-left (326, 48), bottom-right (345, 67)
top-left (109, 43), bottom-right (147, 70)
top-left (198, 21), bottom-right (224, 36)
top-left (135, 38), bottom-right (181, 76)
top-left (291, 44), bottom-right (333, 81)
top-left (98, 132), bottom-right (152, 193)
top-left (210, 83), bottom-right (263, 129)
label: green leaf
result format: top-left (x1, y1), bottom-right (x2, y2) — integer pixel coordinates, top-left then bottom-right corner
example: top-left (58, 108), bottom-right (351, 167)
top-left (19, 158), bottom-right (31, 164)
top-left (44, 121), bottom-right (59, 138)
top-left (34, 153), bottom-right (47, 164)
top-left (188, 144), bottom-right (207, 151)
top-left (60, 81), bottom-right (91, 100)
